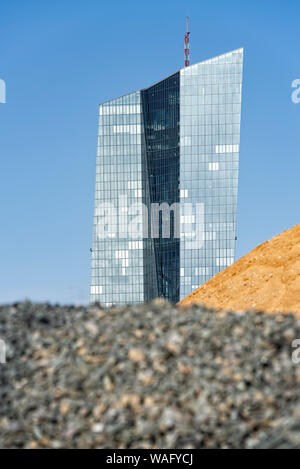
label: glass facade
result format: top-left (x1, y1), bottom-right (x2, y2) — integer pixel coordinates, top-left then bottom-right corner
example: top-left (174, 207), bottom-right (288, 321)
top-left (91, 91), bottom-right (145, 306)
top-left (142, 72), bottom-right (180, 302)
top-left (179, 48), bottom-right (243, 300)
top-left (91, 48), bottom-right (243, 306)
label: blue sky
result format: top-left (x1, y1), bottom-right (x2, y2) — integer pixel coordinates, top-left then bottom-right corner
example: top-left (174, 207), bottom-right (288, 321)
top-left (0, 0), bottom-right (299, 304)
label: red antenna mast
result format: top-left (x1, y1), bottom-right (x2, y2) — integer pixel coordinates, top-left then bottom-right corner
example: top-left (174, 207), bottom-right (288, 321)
top-left (184, 16), bottom-right (190, 67)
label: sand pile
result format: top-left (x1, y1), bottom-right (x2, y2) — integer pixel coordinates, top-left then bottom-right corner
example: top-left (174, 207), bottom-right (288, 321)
top-left (180, 224), bottom-right (300, 315)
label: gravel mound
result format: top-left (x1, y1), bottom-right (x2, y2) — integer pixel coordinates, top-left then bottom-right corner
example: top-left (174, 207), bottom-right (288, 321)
top-left (0, 300), bottom-right (299, 449)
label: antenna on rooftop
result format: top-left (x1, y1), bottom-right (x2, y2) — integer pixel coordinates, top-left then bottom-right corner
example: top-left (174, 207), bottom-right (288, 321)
top-left (184, 16), bottom-right (190, 67)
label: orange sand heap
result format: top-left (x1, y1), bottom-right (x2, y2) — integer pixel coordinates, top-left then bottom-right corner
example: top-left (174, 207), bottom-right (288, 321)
top-left (180, 224), bottom-right (300, 315)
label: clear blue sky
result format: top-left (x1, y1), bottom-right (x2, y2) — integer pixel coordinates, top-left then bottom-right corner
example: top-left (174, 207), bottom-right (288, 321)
top-left (0, 0), bottom-right (299, 304)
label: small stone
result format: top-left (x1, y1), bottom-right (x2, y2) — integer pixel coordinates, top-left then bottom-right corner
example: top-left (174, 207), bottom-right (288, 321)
top-left (144, 396), bottom-right (155, 407)
top-left (93, 404), bottom-right (107, 419)
top-left (128, 348), bottom-right (146, 362)
top-left (177, 362), bottom-right (192, 375)
top-left (103, 375), bottom-right (114, 391)
top-left (121, 394), bottom-right (141, 412)
top-left (59, 400), bottom-right (71, 416)
top-left (92, 423), bottom-right (104, 433)
top-left (26, 441), bottom-right (39, 449)
top-left (165, 342), bottom-right (181, 355)
top-left (85, 320), bottom-right (99, 336)
top-left (76, 347), bottom-right (88, 356)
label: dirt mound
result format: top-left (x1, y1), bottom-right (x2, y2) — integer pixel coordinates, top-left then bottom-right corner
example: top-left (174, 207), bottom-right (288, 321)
top-left (180, 224), bottom-right (300, 315)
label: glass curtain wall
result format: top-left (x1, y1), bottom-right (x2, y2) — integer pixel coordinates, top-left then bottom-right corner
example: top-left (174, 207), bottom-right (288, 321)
top-left (142, 73), bottom-right (180, 302)
top-left (90, 91), bottom-right (145, 306)
top-left (179, 48), bottom-right (243, 300)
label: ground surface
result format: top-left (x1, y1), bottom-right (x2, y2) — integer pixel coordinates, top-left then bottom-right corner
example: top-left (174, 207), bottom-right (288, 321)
top-left (0, 300), bottom-right (299, 448)
top-left (180, 224), bottom-right (300, 315)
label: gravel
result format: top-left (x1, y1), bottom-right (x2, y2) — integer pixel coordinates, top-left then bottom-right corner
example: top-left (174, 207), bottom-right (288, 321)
top-left (0, 299), bottom-right (299, 449)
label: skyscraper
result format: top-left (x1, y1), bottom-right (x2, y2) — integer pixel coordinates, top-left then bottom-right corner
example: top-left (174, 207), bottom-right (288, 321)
top-left (91, 48), bottom-right (243, 306)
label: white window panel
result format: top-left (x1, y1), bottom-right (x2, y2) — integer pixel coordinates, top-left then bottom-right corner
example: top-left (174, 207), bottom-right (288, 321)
top-left (91, 286), bottom-right (103, 295)
top-left (180, 215), bottom-right (195, 224)
top-left (115, 250), bottom-right (129, 259)
top-left (208, 162), bottom-right (219, 171)
top-left (195, 267), bottom-right (210, 276)
top-left (216, 144), bottom-right (239, 154)
top-left (180, 189), bottom-right (188, 198)
top-left (181, 136), bottom-right (192, 146)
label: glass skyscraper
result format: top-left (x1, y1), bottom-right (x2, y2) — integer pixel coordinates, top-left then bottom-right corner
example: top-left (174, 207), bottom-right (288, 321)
top-left (91, 48), bottom-right (243, 306)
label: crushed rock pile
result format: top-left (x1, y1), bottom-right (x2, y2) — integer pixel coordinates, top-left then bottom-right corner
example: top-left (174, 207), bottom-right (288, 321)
top-left (180, 224), bottom-right (300, 315)
top-left (0, 300), bottom-right (299, 449)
